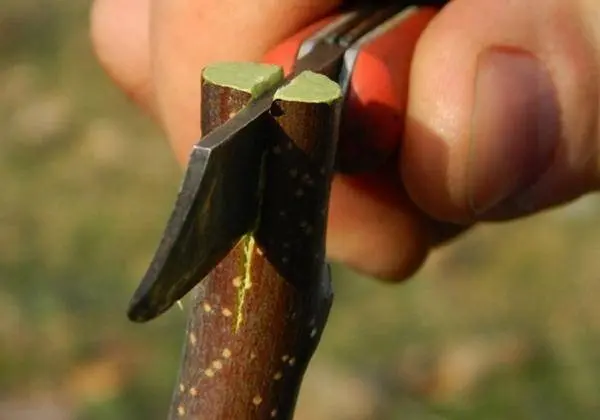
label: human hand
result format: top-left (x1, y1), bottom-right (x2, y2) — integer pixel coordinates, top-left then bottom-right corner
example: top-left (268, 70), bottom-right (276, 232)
top-left (90, 0), bottom-right (600, 282)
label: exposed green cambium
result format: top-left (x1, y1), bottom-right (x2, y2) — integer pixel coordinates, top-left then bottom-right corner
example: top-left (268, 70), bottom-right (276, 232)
top-left (274, 71), bottom-right (342, 104)
top-left (235, 234), bottom-right (255, 333)
top-left (202, 62), bottom-right (284, 98)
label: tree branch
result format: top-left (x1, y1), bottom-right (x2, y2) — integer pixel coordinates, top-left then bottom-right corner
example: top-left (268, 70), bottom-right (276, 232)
top-left (169, 64), bottom-right (341, 420)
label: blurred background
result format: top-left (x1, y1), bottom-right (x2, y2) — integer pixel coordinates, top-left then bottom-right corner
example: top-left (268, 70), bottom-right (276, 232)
top-left (2, 2), bottom-right (600, 419)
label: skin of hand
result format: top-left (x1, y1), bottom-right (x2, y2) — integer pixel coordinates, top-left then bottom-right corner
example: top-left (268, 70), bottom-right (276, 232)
top-left (90, 0), bottom-right (600, 282)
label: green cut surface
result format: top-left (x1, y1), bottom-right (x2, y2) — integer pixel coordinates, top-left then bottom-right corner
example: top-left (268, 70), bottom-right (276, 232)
top-left (202, 62), bottom-right (284, 98)
top-left (274, 71), bottom-right (341, 104)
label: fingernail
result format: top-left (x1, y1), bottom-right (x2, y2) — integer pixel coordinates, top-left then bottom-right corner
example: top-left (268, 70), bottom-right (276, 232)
top-left (468, 47), bottom-right (559, 215)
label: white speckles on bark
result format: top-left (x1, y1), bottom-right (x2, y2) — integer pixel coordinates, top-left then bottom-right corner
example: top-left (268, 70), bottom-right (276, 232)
top-left (232, 276), bottom-right (242, 288)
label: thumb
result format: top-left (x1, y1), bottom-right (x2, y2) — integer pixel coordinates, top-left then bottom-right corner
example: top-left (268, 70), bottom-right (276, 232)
top-left (401, 0), bottom-right (600, 223)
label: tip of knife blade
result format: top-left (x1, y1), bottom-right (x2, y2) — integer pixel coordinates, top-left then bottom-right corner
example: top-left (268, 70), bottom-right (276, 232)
top-left (127, 293), bottom-right (164, 323)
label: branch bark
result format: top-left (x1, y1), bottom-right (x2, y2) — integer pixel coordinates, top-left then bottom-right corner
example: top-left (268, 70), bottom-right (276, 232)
top-left (168, 65), bottom-right (341, 420)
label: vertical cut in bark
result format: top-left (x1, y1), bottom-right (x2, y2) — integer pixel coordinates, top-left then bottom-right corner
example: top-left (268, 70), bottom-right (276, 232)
top-left (169, 67), bottom-right (341, 420)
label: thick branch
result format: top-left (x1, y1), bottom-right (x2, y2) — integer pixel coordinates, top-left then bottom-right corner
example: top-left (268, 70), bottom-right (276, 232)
top-left (169, 65), bottom-right (341, 420)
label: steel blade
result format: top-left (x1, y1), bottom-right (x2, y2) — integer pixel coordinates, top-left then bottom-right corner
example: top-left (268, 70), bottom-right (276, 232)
top-left (127, 98), bottom-right (273, 322)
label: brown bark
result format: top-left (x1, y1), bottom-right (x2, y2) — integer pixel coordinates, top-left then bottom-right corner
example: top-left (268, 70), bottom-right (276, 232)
top-left (168, 69), bottom-right (339, 420)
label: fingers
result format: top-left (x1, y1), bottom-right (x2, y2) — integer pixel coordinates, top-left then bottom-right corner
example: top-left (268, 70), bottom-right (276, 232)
top-left (150, 0), bottom-right (341, 164)
top-left (402, 0), bottom-right (600, 223)
top-left (89, 0), bottom-right (600, 283)
top-left (91, 0), bottom-right (341, 161)
top-left (90, 0), bottom-right (154, 112)
top-left (326, 170), bottom-right (430, 282)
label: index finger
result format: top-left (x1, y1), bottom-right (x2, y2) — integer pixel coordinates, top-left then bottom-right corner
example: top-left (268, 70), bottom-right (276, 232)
top-left (150, 0), bottom-right (341, 165)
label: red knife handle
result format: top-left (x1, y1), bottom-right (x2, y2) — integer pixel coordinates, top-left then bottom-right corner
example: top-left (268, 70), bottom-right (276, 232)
top-left (264, 6), bottom-right (439, 172)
